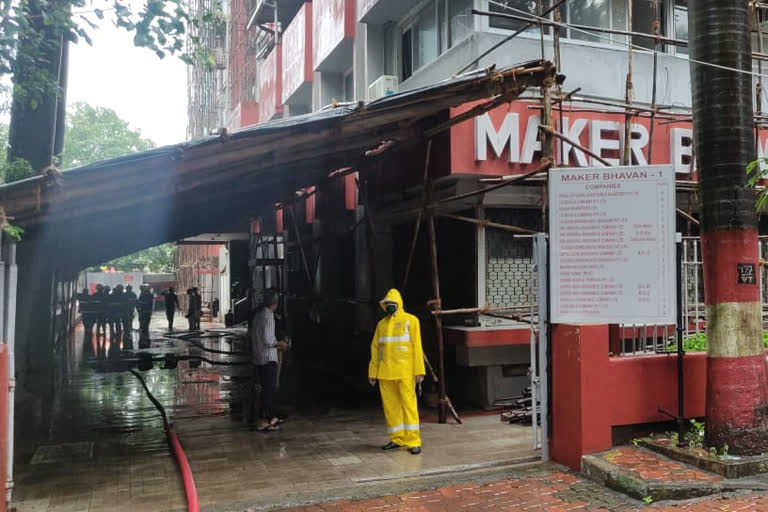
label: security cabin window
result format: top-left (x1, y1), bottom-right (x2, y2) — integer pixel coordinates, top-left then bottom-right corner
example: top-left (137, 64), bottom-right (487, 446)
top-left (400, 0), bottom-right (477, 81)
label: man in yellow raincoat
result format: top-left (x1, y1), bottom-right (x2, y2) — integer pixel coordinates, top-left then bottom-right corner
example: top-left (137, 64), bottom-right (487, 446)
top-left (368, 289), bottom-right (426, 454)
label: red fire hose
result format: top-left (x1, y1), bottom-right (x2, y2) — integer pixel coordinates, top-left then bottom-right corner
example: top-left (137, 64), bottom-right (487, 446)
top-left (168, 430), bottom-right (200, 512)
top-left (131, 370), bottom-right (200, 512)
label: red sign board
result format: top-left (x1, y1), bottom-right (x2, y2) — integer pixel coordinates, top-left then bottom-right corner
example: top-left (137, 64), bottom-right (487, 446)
top-left (283, 2), bottom-right (313, 104)
top-left (259, 44), bottom-right (283, 122)
top-left (313, 0), bottom-right (354, 69)
top-left (450, 100), bottom-right (768, 178)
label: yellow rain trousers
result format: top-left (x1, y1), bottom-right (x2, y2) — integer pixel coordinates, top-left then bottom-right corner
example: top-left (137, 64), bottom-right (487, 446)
top-left (368, 289), bottom-right (426, 448)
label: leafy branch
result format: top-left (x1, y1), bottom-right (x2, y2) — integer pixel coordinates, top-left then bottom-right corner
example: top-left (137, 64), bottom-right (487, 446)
top-left (1, 0), bottom-right (225, 109)
top-left (746, 158), bottom-right (768, 211)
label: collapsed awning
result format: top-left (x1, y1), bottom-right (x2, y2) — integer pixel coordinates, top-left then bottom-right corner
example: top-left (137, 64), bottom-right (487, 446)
top-left (0, 61), bottom-right (555, 274)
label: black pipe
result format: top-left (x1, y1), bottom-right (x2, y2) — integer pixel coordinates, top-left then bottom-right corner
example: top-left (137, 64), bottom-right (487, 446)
top-left (130, 369), bottom-right (170, 432)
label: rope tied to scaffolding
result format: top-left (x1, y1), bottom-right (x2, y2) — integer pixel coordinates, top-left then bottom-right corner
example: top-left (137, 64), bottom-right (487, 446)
top-left (426, 298), bottom-right (442, 311)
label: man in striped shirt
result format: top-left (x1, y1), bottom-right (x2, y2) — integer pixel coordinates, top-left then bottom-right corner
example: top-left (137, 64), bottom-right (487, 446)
top-left (249, 289), bottom-right (288, 431)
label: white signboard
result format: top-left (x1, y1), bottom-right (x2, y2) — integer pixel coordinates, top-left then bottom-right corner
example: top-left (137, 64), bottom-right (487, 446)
top-left (549, 165), bottom-right (675, 324)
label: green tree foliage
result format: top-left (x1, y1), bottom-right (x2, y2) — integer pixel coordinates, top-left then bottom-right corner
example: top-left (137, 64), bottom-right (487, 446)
top-left (1, 0), bottom-right (192, 88)
top-left (0, 102), bottom-right (174, 269)
top-left (747, 159), bottom-right (768, 211)
top-left (62, 102), bottom-right (154, 168)
top-left (89, 243), bottom-right (176, 273)
top-left (0, 123), bottom-right (7, 169)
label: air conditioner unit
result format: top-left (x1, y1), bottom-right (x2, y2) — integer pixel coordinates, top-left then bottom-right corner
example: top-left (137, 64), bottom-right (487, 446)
top-left (368, 75), bottom-right (398, 101)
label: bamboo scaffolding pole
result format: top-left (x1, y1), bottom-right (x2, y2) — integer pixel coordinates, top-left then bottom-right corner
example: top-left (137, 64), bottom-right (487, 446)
top-left (756, 5), bottom-right (765, 159)
top-left (623, 0), bottom-right (634, 166)
top-left (402, 140), bottom-right (432, 291)
top-left (436, 212), bottom-right (536, 234)
top-left (422, 353), bottom-right (462, 424)
top-left (541, 65), bottom-right (555, 227)
top-left (677, 208), bottom-right (700, 225)
top-left (287, 205), bottom-right (312, 284)
top-left (538, 125), bottom-right (611, 166)
top-left (432, 305), bottom-right (530, 317)
top-left (355, 175), bottom-right (379, 301)
top-left (553, 4), bottom-right (564, 165)
top-left (658, 117), bottom-right (692, 125)
top-left (527, 93), bottom-right (679, 113)
top-left (475, 9), bottom-right (690, 47)
top-left (537, 0), bottom-right (546, 62)
top-left (423, 94), bottom-right (516, 139)
top-left (479, 6), bottom-right (768, 65)
top-left (438, 159), bottom-right (553, 205)
top-left (528, 105), bottom-right (683, 121)
top-left (426, 208), bottom-right (448, 424)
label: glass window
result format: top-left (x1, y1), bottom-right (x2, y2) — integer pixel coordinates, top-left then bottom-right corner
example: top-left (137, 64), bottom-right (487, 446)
top-left (631, 0), bottom-right (662, 50)
top-left (489, 0), bottom-right (541, 34)
top-left (569, 0), bottom-right (609, 42)
top-left (673, 0), bottom-right (688, 55)
top-left (567, 0), bottom-right (626, 44)
top-left (611, 0), bottom-right (627, 43)
top-left (401, 28), bottom-right (413, 80)
top-left (414, 2), bottom-right (439, 70)
top-left (439, 0), bottom-right (448, 53)
top-left (449, 0), bottom-right (474, 46)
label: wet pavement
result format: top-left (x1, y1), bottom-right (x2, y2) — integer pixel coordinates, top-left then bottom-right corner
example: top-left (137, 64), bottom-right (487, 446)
top-left (11, 312), bottom-right (536, 512)
top-left (275, 472), bottom-right (768, 511)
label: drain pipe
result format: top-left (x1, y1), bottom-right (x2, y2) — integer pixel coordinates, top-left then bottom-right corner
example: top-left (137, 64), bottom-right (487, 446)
top-left (129, 369), bottom-right (199, 512)
top-left (4, 241), bottom-right (17, 507)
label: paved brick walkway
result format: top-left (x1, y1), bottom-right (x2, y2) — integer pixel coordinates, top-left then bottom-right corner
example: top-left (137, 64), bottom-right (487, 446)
top-left (602, 446), bottom-right (722, 483)
top-left (277, 472), bottom-right (768, 511)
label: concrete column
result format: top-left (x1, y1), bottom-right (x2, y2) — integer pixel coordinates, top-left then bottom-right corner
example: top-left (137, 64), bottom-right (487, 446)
top-left (354, 22), bottom-right (367, 101)
top-left (312, 71), bottom-right (322, 111)
top-left (319, 72), bottom-right (343, 108)
top-left (364, 23), bottom-right (385, 98)
top-left (550, 324), bottom-right (612, 470)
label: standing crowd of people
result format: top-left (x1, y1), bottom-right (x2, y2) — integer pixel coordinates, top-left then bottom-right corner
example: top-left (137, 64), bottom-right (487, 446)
top-left (158, 286), bottom-right (203, 332)
top-left (78, 284), bottom-right (156, 343)
top-left (79, 284), bottom-right (210, 347)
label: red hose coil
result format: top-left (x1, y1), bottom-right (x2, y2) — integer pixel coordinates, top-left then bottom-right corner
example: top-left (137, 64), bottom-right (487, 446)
top-left (169, 430), bottom-right (200, 512)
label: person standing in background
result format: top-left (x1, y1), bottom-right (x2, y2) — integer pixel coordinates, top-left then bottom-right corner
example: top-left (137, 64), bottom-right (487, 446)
top-left (163, 287), bottom-right (180, 331)
top-left (123, 284), bottom-right (137, 337)
top-left (249, 289), bottom-right (288, 431)
top-left (136, 285), bottom-right (154, 342)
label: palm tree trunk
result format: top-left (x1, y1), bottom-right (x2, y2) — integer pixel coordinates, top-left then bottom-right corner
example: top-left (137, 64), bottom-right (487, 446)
top-left (690, 0), bottom-right (768, 454)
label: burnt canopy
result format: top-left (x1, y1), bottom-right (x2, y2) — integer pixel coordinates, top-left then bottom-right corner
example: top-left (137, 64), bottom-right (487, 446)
top-left (0, 62), bottom-right (554, 274)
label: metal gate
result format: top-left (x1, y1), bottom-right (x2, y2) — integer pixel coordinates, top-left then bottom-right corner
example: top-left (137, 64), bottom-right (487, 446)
top-left (481, 227), bottom-right (549, 460)
top-left (532, 233), bottom-right (549, 461)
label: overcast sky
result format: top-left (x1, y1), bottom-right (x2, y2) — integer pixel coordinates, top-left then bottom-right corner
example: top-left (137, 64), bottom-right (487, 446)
top-left (67, 18), bottom-right (188, 147)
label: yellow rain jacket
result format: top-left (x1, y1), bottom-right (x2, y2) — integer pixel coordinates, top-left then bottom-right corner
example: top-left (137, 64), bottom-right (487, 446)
top-left (368, 289), bottom-right (426, 380)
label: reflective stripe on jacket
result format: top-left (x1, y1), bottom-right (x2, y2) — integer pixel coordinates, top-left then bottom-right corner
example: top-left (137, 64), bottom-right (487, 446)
top-left (368, 289), bottom-right (426, 380)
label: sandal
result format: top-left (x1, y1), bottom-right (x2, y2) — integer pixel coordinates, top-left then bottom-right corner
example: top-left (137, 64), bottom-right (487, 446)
top-left (269, 418), bottom-right (285, 427)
